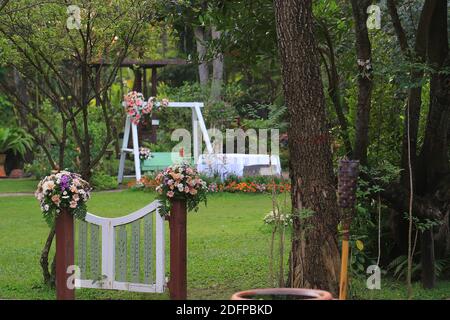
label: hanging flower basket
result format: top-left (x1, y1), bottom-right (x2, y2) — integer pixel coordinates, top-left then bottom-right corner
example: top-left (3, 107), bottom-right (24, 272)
top-left (139, 147), bottom-right (152, 161)
top-left (35, 171), bottom-right (91, 226)
top-left (122, 91), bottom-right (169, 125)
top-left (155, 163), bottom-right (208, 216)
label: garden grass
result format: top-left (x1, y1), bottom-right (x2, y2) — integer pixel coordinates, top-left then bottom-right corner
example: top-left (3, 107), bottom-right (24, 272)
top-left (0, 178), bottom-right (38, 193)
top-left (0, 190), bottom-right (282, 300)
top-left (0, 186), bottom-right (449, 300)
top-left (351, 276), bottom-right (450, 300)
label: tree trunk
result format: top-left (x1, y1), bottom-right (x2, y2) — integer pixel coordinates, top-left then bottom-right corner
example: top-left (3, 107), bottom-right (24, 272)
top-left (398, 0), bottom-right (436, 188)
top-left (417, 0), bottom-right (449, 194)
top-left (317, 21), bottom-right (352, 155)
top-left (194, 26), bottom-right (209, 86)
top-left (210, 26), bottom-right (224, 102)
top-left (40, 227), bottom-right (55, 287)
top-left (416, 0), bottom-right (449, 288)
top-left (421, 229), bottom-right (436, 288)
top-left (274, 0), bottom-right (340, 295)
top-left (350, 0), bottom-right (373, 165)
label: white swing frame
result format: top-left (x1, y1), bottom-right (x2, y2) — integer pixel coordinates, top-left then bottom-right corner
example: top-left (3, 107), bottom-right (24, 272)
top-left (118, 102), bottom-right (213, 183)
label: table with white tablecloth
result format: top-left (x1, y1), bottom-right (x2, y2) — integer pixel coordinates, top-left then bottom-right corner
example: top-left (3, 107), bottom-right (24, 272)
top-left (197, 153), bottom-right (282, 179)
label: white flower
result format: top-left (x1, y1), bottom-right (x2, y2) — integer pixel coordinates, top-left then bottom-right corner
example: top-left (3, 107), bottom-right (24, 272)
top-left (44, 204), bottom-right (49, 211)
top-left (177, 184), bottom-right (184, 192)
top-left (42, 180), bottom-right (55, 193)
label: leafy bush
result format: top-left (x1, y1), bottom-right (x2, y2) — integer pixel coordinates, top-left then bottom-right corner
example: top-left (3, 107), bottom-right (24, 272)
top-left (0, 127), bottom-right (33, 156)
top-left (90, 172), bottom-right (118, 191)
top-left (24, 152), bottom-right (53, 179)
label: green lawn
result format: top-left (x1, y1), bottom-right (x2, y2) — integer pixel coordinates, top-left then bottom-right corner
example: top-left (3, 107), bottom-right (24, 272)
top-left (0, 190), bottom-right (282, 300)
top-left (1, 185), bottom-right (449, 300)
top-left (0, 178), bottom-right (38, 193)
top-left (350, 277), bottom-right (450, 300)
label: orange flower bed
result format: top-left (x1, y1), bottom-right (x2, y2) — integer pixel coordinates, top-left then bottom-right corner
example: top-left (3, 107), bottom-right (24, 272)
top-left (128, 176), bottom-right (159, 190)
top-left (130, 176), bottom-right (291, 194)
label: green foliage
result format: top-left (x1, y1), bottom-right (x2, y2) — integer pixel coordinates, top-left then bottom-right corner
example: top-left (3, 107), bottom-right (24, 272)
top-left (24, 154), bottom-right (53, 180)
top-left (387, 254), bottom-right (450, 281)
top-left (0, 93), bottom-right (14, 127)
top-left (90, 172), bottom-right (118, 191)
top-left (0, 127), bottom-right (33, 156)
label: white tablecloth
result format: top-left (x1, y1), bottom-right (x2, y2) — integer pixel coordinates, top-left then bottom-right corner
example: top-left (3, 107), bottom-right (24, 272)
top-left (197, 153), bottom-right (281, 179)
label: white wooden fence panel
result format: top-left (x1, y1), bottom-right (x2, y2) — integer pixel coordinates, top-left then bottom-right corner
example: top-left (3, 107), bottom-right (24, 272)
top-left (76, 200), bottom-right (166, 293)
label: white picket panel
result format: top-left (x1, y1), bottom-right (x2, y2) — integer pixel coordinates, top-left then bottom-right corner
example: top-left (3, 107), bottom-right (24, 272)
top-left (74, 200), bottom-right (166, 293)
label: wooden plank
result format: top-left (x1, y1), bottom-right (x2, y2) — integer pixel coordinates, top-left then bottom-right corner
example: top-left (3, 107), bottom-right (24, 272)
top-left (143, 213), bottom-right (153, 284)
top-left (75, 279), bottom-right (158, 293)
top-left (131, 121), bottom-right (142, 182)
top-left (78, 220), bottom-right (88, 279)
top-left (131, 220), bottom-right (140, 283)
top-left (169, 199), bottom-right (187, 300)
top-left (90, 224), bottom-right (101, 279)
top-left (155, 206), bottom-right (166, 293)
top-left (116, 225), bottom-right (127, 282)
top-left (118, 116), bottom-right (131, 184)
top-left (55, 209), bottom-right (75, 300)
top-left (85, 200), bottom-right (159, 227)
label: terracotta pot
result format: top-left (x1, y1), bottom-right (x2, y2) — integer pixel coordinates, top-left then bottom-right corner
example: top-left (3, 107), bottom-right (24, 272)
top-left (0, 153), bottom-right (6, 177)
top-left (9, 169), bottom-right (24, 178)
top-left (231, 288), bottom-right (333, 300)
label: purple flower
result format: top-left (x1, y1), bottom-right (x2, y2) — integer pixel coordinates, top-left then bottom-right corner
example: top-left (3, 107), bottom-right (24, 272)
top-left (60, 175), bottom-right (70, 190)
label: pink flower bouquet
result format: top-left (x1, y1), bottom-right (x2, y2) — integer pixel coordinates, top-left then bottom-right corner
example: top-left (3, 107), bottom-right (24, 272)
top-left (35, 171), bottom-right (91, 225)
top-left (155, 163), bottom-right (208, 216)
top-left (139, 147), bottom-right (152, 161)
top-left (123, 91), bottom-right (169, 125)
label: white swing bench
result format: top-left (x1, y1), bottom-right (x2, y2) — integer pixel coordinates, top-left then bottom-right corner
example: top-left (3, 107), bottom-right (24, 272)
top-left (117, 100), bottom-right (282, 183)
top-left (74, 200), bottom-right (166, 293)
top-left (118, 102), bottom-right (213, 183)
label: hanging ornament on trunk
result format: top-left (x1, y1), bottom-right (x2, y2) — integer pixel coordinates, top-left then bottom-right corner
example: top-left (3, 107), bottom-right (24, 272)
top-left (337, 158), bottom-right (360, 209)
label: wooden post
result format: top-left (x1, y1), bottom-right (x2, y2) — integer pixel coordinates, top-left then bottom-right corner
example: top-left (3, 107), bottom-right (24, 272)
top-left (150, 66), bottom-right (158, 144)
top-left (169, 199), bottom-right (187, 300)
top-left (339, 217), bottom-right (351, 300)
top-left (337, 158), bottom-right (359, 300)
top-left (55, 208), bottom-right (75, 300)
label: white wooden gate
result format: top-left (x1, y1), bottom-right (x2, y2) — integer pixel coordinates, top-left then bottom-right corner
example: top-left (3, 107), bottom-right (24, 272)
top-left (74, 200), bottom-right (166, 293)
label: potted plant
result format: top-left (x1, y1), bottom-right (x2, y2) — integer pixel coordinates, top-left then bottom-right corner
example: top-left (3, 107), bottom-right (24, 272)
top-left (0, 127), bottom-right (33, 177)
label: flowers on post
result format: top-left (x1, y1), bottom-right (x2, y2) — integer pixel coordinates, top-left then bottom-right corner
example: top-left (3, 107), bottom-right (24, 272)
top-left (122, 91), bottom-right (169, 125)
top-left (155, 163), bottom-right (208, 216)
top-left (139, 147), bottom-right (152, 161)
top-left (35, 171), bottom-right (91, 226)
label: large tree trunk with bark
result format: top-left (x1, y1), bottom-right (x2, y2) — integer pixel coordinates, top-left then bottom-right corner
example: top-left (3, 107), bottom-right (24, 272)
top-left (194, 26), bottom-right (209, 86)
top-left (350, 0), bottom-right (373, 165)
top-left (274, 0), bottom-right (340, 295)
top-left (210, 26), bottom-right (224, 102)
top-left (416, 0), bottom-right (449, 289)
top-left (387, 0), bottom-right (449, 289)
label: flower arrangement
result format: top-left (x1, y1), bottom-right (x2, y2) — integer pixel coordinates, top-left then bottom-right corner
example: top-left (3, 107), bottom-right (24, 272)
top-left (139, 147), bottom-right (152, 161)
top-left (263, 210), bottom-right (292, 227)
top-left (122, 91), bottom-right (169, 125)
top-left (35, 171), bottom-right (91, 226)
top-left (155, 163), bottom-right (208, 216)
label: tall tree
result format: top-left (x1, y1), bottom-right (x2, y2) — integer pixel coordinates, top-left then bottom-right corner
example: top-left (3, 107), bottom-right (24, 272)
top-left (387, 0), bottom-right (449, 289)
top-left (194, 25), bottom-right (209, 86)
top-left (350, 0), bottom-right (373, 165)
top-left (210, 25), bottom-right (224, 102)
top-left (274, 0), bottom-right (340, 294)
top-left (0, 0), bottom-right (158, 286)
